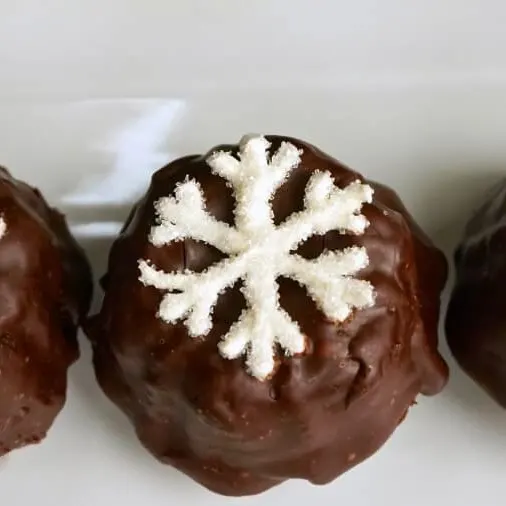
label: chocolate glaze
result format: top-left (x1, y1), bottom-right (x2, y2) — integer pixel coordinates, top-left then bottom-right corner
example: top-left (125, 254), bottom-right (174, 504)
top-left (0, 167), bottom-right (92, 456)
top-left (446, 179), bottom-right (506, 407)
top-left (87, 136), bottom-right (448, 496)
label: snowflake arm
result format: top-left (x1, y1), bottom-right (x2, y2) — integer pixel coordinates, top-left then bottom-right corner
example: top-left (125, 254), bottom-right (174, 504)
top-left (139, 256), bottom-right (246, 336)
top-left (228, 135), bottom-right (301, 183)
top-left (149, 179), bottom-right (243, 254)
top-left (208, 137), bottom-right (302, 232)
top-left (219, 308), bottom-right (305, 380)
top-left (277, 173), bottom-right (373, 252)
top-left (264, 140), bottom-right (303, 187)
top-left (218, 268), bottom-right (305, 380)
top-left (281, 247), bottom-right (375, 322)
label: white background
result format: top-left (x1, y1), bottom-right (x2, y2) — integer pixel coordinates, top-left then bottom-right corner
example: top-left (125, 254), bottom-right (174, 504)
top-left (1, 2), bottom-right (506, 505)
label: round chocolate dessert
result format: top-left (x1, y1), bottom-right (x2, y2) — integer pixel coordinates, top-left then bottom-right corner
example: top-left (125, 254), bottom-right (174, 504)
top-left (87, 135), bottom-right (448, 496)
top-left (0, 167), bottom-right (92, 456)
top-left (446, 179), bottom-right (506, 407)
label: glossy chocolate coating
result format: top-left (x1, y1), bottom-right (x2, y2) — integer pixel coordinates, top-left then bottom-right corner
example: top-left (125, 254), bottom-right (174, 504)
top-left (0, 167), bottom-right (92, 456)
top-left (87, 136), bottom-right (448, 496)
top-left (446, 180), bottom-right (506, 407)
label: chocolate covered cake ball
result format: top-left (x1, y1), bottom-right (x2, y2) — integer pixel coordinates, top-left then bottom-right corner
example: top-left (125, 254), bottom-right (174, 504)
top-left (87, 135), bottom-right (448, 496)
top-left (0, 167), bottom-right (92, 456)
top-left (446, 180), bottom-right (506, 407)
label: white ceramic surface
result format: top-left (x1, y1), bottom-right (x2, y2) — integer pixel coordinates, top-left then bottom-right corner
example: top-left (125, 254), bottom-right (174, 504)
top-left (1, 3), bottom-right (506, 505)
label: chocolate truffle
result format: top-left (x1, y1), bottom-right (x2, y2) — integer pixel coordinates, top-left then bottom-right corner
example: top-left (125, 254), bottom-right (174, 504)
top-left (87, 135), bottom-right (448, 496)
top-left (446, 180), bottom-right (506, 407)
top-left (0, 167), bottom-right (92, 456)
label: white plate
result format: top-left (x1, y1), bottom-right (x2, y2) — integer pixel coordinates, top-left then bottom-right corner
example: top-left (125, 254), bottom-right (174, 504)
top-left (1, 3), bottom-right (506, 506)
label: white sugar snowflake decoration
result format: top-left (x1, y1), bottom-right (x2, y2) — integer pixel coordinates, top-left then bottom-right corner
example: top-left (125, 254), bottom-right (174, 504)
top-left (139, 135), bottom-right (375, 380)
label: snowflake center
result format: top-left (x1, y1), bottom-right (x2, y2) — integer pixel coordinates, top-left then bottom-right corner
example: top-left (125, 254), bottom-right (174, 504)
top-left (237, 229), bottom-right (278, 252)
